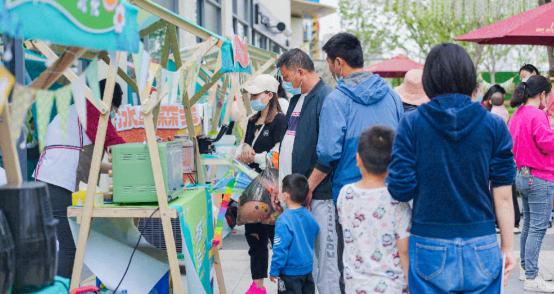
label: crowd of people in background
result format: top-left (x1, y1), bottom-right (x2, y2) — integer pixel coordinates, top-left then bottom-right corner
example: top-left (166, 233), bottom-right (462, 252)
top-left (29, 31), bottom-right (553, 294)
top-left (238, 31), bottom-right (554, 294)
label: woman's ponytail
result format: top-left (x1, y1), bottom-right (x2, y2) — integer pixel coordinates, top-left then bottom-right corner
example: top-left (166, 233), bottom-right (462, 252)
top-left (510, 75), bottom-right (552, 107)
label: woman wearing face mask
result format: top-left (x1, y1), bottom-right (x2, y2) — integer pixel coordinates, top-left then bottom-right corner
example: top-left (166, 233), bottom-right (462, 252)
top-left (238, 74), bottom-right (288, 294)
top-left (509, 75), bottom-right (554, 292)
top-left (519, 64), bottom-right (554, 129)
top-left (519, 64), bottom-right (540, 83)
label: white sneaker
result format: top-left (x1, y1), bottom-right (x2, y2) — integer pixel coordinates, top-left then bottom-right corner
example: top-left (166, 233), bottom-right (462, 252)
top-left (524, 276), bottom-right (554, 293)
top-left (519, 266), bottom-right (553, 281)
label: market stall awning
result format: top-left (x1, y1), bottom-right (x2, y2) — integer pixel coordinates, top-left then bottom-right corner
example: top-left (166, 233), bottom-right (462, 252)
top-left (0, 0), bottom-right (140, 52)
top-left (455, 2), bottom-right (554, 46)
top-left (291, 0), bottom-right (336, 18)
top-left (365, 55), bottom-right (423, 78)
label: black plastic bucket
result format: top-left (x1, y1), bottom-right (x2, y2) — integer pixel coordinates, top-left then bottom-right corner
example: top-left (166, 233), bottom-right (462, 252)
top-left (0, 209), bottom-right (15, 294)
top-left (0, 182), bottom-right (58, 292)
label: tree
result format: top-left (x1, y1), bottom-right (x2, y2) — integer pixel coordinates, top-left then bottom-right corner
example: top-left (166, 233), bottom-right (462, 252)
top-left (338, 0), bottom-right (403, 62)
top-left (338, 0), bottom-right (541, 73)
top-left (390, 0), bottom-right (537, 68)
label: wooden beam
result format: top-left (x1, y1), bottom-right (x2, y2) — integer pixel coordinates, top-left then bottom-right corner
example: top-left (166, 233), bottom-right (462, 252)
top-left (142, 86), bottom-right (186, 294)
top-left (246, 57), bottom-right (276, 85)
top-left (24, 42), bottom-right (100, 60)
top-left (182, 91), bottom-right (205, 183)
top-left (30, 47), bottom-right (87, 90)
top-left (167, 25), bottom-right (183, 69)
top-left (129, 0), bottom-right (220, 43)
top-left (0, 106), bottom-right (22, 184)
top-left (67, 207), bottom-right (178, 219)
top-left (31, 41), bottom-right (109, 114)
top-left (70, 52), bottom-right (123, 290)
top-left (160, 25), bottom-right (171, 69)
top-left (139, 19), bottom-right (167, 37)
top-left (190, 69), bottom-right (224, 105)
top-left (211, 75), bottom-right (229, 133)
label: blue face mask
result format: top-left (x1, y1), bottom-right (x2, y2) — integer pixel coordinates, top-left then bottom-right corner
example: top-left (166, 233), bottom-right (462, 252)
top-left (251, 99), bottom-right (268, 112)
top-left (283, 81), bottom-right (301, 96)
top-left (334, 66), bottom-right (344, 84)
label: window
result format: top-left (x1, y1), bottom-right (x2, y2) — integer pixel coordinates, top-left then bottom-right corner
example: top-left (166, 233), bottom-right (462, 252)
top-left (232, 0), bottom-right (252, 40)
top-left (154, 0), bottom-right (177, 12)
top-left (197, 0), bottom-right (222, 35)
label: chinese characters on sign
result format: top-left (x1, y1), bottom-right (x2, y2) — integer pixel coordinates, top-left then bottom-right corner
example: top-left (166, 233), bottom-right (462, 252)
top-left (115, 104), bottom-right (201, 131)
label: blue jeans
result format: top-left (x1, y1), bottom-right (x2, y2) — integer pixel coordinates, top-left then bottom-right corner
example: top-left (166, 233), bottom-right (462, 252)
top-left (517, 171), bottom-right (554, 279)
top-left (409, 234), bottom-right (502, 293)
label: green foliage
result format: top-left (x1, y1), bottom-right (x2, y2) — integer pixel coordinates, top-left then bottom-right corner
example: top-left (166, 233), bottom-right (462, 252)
top-left (338, 0), bottom-right (403, 61)
top-left (338, 0), bottom-right (539, 68)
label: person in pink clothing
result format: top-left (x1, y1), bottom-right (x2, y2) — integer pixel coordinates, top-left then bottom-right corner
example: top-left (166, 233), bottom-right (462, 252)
top-left (546, 92), bottom-right (554, 129)
top-left (509, 75), bottom-right (554, 292)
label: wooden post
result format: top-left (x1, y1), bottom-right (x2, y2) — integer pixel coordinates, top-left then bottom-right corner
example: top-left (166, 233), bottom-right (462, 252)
top-left (182, 92), bottom-right (205, 185)
top-left (70, 52), bottom-right (123, 289)
top-left (190, 70), bottom-right (224, 106)
top-left (142, 103), bottom-right (186, 294)
top-left (210, 75), bottom-right (229, 134)
top-left (213, 236), bottom-right (227, 294)
top-left (0, 105), bottom-right (22, 184)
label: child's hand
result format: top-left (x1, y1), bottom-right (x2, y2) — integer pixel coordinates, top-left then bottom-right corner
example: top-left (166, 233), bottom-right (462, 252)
top-left (269, 276), bottom-right (278, 283)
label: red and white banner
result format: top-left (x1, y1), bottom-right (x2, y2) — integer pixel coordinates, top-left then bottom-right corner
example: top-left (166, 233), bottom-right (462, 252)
top-left (115, 104), bottom-right (201, 131)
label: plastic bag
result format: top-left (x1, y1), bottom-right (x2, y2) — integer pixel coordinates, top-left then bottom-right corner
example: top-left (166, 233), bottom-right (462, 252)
top-left (237, 166), bottom-right (280, 225)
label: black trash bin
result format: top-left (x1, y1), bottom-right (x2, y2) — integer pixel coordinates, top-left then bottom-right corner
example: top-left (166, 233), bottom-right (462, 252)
top-left (0, 182), bottom-right (58, 292)
top-left (0, 209), bottom-right (15, 294)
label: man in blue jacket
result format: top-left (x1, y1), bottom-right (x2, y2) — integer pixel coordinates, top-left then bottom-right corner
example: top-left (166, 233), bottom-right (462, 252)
top-left (307, 32), bottom-right (403, 293)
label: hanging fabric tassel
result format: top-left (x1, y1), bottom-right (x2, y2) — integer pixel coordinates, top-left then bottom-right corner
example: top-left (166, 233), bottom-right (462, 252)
top-left (55, 86), bottom-right (73, 142)
top-left (72, 75), bottom-right (88, 128)
top-left (8, 85), bottom-right (35, 147)
top-left (86, 59), bottom-right (101, 102)
top-left (35, 90), bottom-right (55, 151)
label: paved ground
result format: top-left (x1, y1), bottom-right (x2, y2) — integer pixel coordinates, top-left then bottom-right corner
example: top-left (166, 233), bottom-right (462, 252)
top-left (217, 226), bottom-right (554, 294)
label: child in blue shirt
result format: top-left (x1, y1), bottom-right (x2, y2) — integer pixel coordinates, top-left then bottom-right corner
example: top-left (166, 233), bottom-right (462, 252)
top-left (269, 174), bottom-right (319, 294)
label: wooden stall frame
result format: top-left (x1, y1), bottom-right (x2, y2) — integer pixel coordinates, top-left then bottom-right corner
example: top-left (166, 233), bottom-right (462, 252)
top-left (69, 2), bottom-right (229, 292)
top-left (0, 1), bottom-right (278, 292)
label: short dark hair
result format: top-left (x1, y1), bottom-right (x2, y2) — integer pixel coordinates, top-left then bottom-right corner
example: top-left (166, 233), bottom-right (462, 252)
top-left (519, 64), bottom-right (540, 76)
top-left (282, 174), bottom-right (309, 204)
top-left (357, 126), bottom-right (394, 175)
top-left (322, 32), bottom-right (364, 68)
top-left (483, 84), bottom-right (506, 106)
top-left (511, 75), bottom-right (552, 107)
top-left (276, 49), bottom-right (315, 72)
top-left (422, 43), bottom-right (477, 98)
top-left (276, 75), bottom-right (288, 99)
top-left (99, 79), bottom-right (124, 109)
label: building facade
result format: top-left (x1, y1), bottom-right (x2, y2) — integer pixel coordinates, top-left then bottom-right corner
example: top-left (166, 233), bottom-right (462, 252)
top-left (155, 0), bottom-right (335, 55)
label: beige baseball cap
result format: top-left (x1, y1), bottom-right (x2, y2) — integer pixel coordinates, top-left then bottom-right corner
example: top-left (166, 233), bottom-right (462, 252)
top-left (242, 74), bottom-right (279, 94)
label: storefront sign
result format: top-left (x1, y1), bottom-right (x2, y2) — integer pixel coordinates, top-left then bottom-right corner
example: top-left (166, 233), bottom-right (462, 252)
top-left (115, 104), bottom-right (201, 131)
